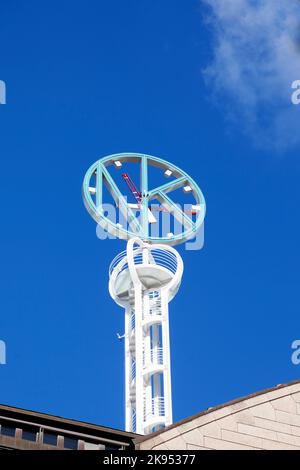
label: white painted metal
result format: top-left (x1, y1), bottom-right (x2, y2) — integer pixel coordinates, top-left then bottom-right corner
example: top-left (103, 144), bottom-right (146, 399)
top-left (127, 203), bottom-right (157, 224)
top-left (164, 169), bottom-right (172, 177)
top-left (109, 237), bottom-right (183, 435)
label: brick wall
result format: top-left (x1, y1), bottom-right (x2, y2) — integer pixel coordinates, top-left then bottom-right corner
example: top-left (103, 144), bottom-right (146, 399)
top-left (137, 382), bottom-right (300, 450)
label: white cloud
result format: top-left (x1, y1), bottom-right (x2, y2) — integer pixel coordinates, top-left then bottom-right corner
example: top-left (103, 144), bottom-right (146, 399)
top-left (202, 0), bottom-right (300, 151)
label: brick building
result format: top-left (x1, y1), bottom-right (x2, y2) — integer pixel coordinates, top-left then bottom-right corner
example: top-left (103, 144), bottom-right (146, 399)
top-left (136, 379), bottom-right (300, 450)
top-left (1, 379), bottom-right (300, 450)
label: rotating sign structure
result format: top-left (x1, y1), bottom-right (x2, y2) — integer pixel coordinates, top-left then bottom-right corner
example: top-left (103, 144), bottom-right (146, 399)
top-left (82, 152), bottom-right (206, 435)
top-left (82, 153), bottom-right (206, 245)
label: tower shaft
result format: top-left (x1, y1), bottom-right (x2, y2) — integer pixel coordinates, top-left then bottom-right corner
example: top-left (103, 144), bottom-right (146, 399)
top-left (109, 238), bottom-right (183, 435)
top-left (124, 286), bottom-right (172, 434)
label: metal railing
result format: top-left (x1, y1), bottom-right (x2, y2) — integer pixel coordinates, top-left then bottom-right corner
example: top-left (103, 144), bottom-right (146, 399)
top-left (144, 397), bottom-right (165, 421)
top-left (143, 347), bottom-right (163, 367)
top-left (109, 247), bottom-right (178, 277)
top-left (150, 249), bottom-right (177, 274)
top-left (130, 312), bottom-right (135, 331)
top-left (148, 290), bottom-right (160, 299)
top-left (131, 361), bottom-right (136, 382)
top-left (132, 411), bottom-right (136, 433)
top-left (109, 247), bottom-right (141, 276)
top-left (151, 348), bottom-right (163, 365)
top-left (148, 298), bottom-right (162, 317)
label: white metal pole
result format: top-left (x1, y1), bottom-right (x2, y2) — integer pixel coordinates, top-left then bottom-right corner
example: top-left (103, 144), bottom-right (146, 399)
top-left (143, 291), bottom-right (152, 430)
top-left (134, 284), bottom-right (144, 434)
top-left (109, 238), bottom-right (183, 435)
top-left (124, 306), bottom-right (131, 431)
top-left (152, 323), bottom-right (161, 402)
top-left (161, 291), bottom-right (173, 426)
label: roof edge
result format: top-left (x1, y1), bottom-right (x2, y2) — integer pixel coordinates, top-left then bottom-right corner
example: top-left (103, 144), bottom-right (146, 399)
top-left (135, 378), bottom-right (300, 444)
top-left (0, 402), bottom-right (137, 438)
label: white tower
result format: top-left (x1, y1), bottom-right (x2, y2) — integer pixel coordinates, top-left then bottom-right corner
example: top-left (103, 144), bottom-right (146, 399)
top-left (82, 153), bottom-right (206, 436)
top-left (109, 238), bottom-right (183, 434)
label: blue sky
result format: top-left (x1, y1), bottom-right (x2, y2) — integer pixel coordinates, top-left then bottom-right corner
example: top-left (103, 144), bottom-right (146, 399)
top-left (1, 0), bottom-right (300, 431)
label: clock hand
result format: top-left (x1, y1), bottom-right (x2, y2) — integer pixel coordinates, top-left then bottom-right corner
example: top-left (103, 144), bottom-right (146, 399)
top-left (122, 173), bottom-right (142, 204)
top-left (121, 172), bottom-right (157, 224)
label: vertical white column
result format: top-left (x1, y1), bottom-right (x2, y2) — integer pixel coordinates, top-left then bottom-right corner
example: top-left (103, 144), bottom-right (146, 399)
top-left (124, 306), bottom-right (131, 431)
top-left (134, 284), bottom-right (144, 434)
top-left (161, 291), bottom-right (173, 426)
top-left (143, 291), bottom-right (152, 430)
top-left (109, 239), bottom-right (183, 435)
top-left (152, 321), bottom-right (161, 414)
top-left (142, 247), bottom-right (149, 264)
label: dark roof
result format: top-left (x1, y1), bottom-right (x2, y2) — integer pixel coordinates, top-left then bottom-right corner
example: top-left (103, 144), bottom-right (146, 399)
top-left (0, 402), bottom-right (137, 441)
top-left (135, 378), bottom-right (300, 444)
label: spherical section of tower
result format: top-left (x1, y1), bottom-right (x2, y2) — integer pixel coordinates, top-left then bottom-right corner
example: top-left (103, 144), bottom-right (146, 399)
top-left (108, 238), bottom-right (183, 435)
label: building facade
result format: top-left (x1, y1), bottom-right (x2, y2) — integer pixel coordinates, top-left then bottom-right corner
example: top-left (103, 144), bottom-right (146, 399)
top-left (2, 379), bottom-right (300, 450)
top-left (0, 404), bottom-right (135, 450)
top-left (135, 380), bottom-right (300, 450)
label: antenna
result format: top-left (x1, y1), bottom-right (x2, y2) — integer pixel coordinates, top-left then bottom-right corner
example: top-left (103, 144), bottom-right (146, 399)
top-left (82, 153), bottom-right (206, 435)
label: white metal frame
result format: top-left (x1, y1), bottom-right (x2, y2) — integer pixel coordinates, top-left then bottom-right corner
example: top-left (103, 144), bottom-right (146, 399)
top-left (82, 153), bottom-right (206, 245)
top-left (109, 238), bottom-right (183, 435)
